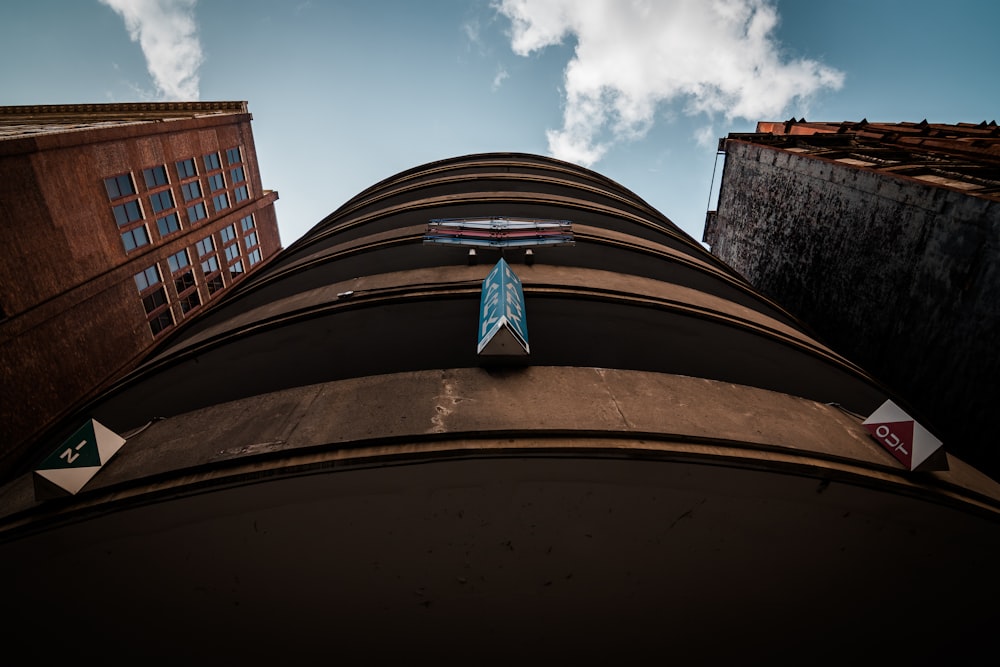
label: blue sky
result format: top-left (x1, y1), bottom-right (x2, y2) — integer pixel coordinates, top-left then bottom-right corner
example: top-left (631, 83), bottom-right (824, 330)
top-left (2, 0), bottom-right (998, 246)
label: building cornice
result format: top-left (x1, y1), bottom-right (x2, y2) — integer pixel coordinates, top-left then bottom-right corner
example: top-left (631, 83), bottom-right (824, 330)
top-left (0, 101), bottom-right (248, 120)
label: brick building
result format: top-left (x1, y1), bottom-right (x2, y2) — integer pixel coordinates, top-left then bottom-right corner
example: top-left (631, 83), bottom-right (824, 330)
top-left (0, 102), bottom-right (281, 480)
top-left (705, 119), bottom-right (1000, 480)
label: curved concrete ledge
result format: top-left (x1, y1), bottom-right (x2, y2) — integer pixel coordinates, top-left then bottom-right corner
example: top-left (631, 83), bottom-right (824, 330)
top-left (4, 367), bottom-right (997, 534)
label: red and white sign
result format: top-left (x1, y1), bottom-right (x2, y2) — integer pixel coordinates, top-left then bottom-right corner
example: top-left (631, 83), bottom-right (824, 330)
top-left (863, 399), bottom-right (943, 470)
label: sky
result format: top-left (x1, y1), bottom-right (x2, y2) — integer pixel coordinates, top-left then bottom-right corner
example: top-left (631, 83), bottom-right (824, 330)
top-left (2, 0), bottom-right (999, 247)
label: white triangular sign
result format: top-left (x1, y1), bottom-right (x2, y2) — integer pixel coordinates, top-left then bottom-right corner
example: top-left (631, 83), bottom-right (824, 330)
top-left (863, 400), bottom-right (943, 471)
top-left (35, 467), bottom-right (103, 496)
top-left (33, 419), bottom-right (127, 497)
top-left (93, 419), bottom-right (127, 464)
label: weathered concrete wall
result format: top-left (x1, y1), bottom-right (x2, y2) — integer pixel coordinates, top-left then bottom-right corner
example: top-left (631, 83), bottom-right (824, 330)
top-left (709, 140), bottom-right (1000, 478)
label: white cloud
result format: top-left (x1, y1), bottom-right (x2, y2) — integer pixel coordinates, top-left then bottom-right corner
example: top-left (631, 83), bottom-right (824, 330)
top-left (694, 124), bottom-right (717, 148)
top-left (100, 0), bottom-right (203, 100)
top-left (495, 0), bottom-right (844, 166)
top-left (492, 66), bottom-right (510, 91)
top-left (463, 18), bottom-right (482, 46)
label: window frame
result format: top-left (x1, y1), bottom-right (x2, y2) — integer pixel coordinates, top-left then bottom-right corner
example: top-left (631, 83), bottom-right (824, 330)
top-left (148, 307), bottom-right (174, 336)
top-left (141, 285), bottom-right (169, 315)
top-left (174, 268), bottom-right (196, 293)
top-left (149, 189), bottom-right (175, 214)
top-left (156, 212), bottom-right (181, 238)
top-left (179, 289), bottom-right (202, 314)
top-left (104, 173), bottom-right (136, 200)
top-left (203, 152), bottom-right (221, 171)
top-left (206, 273), bottom-right (225, 295)
top-left (181, 180), bottom-right (202, 203)
top-left (176, 158), bottom-right (198, 179)
top-left (187, 201), bottom-right (208, 224)
top-left (212, 192), bottom-right (230, 213)
top-left (113, 199), bottom-right (143, 227)
top-left (134, 264), bottom-right (161, 292)
top-left (167, 248), bottom-right (191, 274)
top-left (143, 165), bottom-right (169, 189)
top-left (121, 225), bottom-right (150, 253)
top-left (201, 255), bottom-right (220, 275)
top-left (196, 235), bottom-right (215, 257)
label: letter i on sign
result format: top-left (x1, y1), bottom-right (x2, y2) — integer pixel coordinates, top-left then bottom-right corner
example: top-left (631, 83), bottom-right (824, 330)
top-left (60, 439), bottom-right (89, 464)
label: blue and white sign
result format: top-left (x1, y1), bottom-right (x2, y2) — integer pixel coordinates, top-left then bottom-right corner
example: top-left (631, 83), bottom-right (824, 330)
top-left (477, 258), bottom-right (529, 356)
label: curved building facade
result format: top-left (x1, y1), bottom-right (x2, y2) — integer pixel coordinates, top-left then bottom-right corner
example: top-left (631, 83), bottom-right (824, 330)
top-left (2, 153), bottom-right (999, 663)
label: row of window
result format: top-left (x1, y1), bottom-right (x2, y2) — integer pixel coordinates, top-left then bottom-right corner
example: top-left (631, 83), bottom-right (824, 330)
top-left (132, 215), bottom-right (262, 336)
top-left (106, 148), bottom-right (242, 201)
top-left (105, 147), bottom-right (249, 254)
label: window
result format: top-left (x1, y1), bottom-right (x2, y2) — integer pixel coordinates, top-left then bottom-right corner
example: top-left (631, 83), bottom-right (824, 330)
top-left (104, 174), bottom-right (135, 200)
top-left (244, 231), bottom-right (258, 249)
top-left (143, 166), bottom-right (169, 188)
top-left (208, 173), bottom-right (226, 192)
top-left (149, 308), bottom-right (174, 336)
top-left (201, 256), bottom-right (219, 274)
top-left (220, 225), bottom-right (236, 243)
top-left (121, 226), bottom-right (150, 252)
top-left (234, 185), bottom-right (249, 203)
top-left (142, 286), bottom-right (168, 314)
top-left (206, 273), bottom-right (225, 295)
top-left (180, 290), bottom-right (201, 314)
top-left (248, 248), bottom-right (262, 266)
top-left (230, 166), bottom-right (245, 183)
top-left (156, 213), bottom-right (181, 237)
top-left (226, 147), bottom-right (241, 165)
top-left (176, 158), bottom-right (197, 179)
top-left (167, 248), bottom-right (190, 273)
top-left (229, 260), bottom-right (244, 278)
top-left (204, 152), bottom-right (221, 171)
top-left (136, 262), bottom-right (173, 336)
top-left (225, 243), bottom-right (240, 262)
top-left (187, 202), bottom-right (207, 223)
top-left (196, 235), bottom-right (215, 257)
top-left (175, 269), bottom-right (196, 294)
top-left (113, 200), bottom-right (143, 227)
top-left (134, 265), bottom-right (161, 292)
top-left (149, 190), bottom-right (174, 214)
top-left (240, 215), bottom-right (255, 232)
top-left (212, 193), bottom-right (230, 212)
top-left (181, 181), bottom-right (202, 202)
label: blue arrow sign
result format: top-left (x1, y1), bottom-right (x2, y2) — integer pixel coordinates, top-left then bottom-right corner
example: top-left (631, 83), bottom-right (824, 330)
top-left (477, 258), bottom-right (529, 356)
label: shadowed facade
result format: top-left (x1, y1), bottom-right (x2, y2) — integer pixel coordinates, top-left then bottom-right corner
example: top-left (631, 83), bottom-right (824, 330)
top-left (2, 153), bottom-right (999, 663)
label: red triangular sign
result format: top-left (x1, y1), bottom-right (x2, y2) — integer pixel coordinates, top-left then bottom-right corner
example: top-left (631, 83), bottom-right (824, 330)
top-left (864, 419), bottom-right (915, 468)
